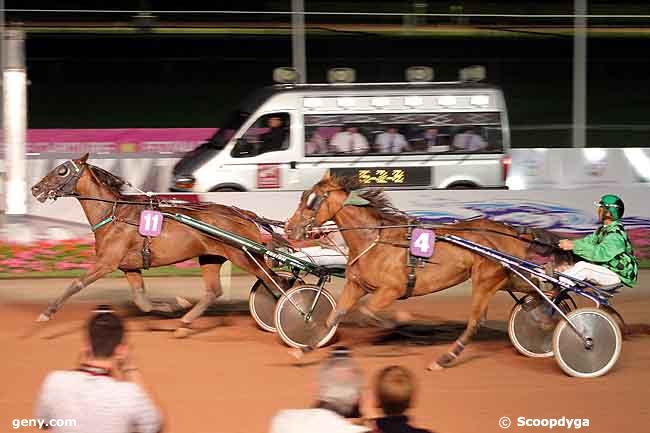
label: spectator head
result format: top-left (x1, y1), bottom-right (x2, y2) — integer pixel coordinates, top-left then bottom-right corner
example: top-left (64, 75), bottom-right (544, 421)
top-left (317, 346), bottom-right (363, 417)
top-left (344, 124), bottom-right (359, 133)
top-left (426, 128), bottom-right (438, 136)
top-left (87, 306), bottom-right (125, 359)
top-left (375, 365), bottom-right (416, 416)
top-left (387, 126), bottom-right (399, 134)
top-left (268, 116), bottom-right (283, 129)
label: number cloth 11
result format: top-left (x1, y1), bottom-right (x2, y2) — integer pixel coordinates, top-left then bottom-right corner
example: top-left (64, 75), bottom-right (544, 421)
top-left (410, 228), bottom-right (435, 258)
top-left (139, 210), bottom-right (164, 237)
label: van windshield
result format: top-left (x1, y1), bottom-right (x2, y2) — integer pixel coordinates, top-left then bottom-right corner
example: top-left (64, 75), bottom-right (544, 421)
top-left (205, 110), bottom-right (251, 149)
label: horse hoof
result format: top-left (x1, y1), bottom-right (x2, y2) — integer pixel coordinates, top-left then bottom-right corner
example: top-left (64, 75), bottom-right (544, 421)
top-left (173, 326), bottom-right (192, 339)
top-left (36, 313), bottom-right (51, 322)
top-left (288, 348), bottom-right (305, 361)
top-left (175, 297), bottom-right (192, 310)
top-left (426, 362), bottom-right (444, 371)
top-left (395, 311), bottom-right (413, 323)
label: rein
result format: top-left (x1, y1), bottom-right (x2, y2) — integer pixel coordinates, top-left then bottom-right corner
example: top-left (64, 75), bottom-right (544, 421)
top-left (313, 223), bottom-right (560, 250)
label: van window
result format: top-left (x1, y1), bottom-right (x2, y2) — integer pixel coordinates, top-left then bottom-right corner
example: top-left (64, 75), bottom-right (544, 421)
top-left (232, 112), bottom-right (290, 158)
top-left (304, 112), bottom-right (503, 156)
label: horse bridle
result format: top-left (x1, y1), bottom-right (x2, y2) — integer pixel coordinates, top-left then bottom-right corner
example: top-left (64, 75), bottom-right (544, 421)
top-left (47, 160), bottom-right (87, 200)
top-left (299, 188), bottom-right (344, 235)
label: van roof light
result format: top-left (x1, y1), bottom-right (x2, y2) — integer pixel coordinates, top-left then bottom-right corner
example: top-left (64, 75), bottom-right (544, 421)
top-left (459, 65), bottom-right (486, 82)
top-left (273, 67), bottom-right (300, 84)
top-left (406, 66), bottom-right (434, 82)
top-left (328, 67), bottom-right (356, 83)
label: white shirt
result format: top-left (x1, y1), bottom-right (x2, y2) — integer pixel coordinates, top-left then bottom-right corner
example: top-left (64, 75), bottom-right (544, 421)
top-left (35, 371), bottom-right (162, 433)
top-left (306, 133), bottom-right (328, 155)
top-left (330, 131), bottom-right (369, 154)
top-left (375, 132), bottom-right (408, 153)
top-left (269, 409), bottom-right (369, 433)
top-left (452, 132), bottom-right (488, 151)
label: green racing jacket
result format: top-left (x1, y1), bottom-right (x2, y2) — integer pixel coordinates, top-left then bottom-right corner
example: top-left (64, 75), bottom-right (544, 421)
top-left (573, 221), bottom-right (638, 287)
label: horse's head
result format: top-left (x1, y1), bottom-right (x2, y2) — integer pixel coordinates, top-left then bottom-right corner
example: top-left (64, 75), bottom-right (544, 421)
top-left (285, 173), bottom-right (366, 241)
top-left (31, 154), bottom-right (90, 203)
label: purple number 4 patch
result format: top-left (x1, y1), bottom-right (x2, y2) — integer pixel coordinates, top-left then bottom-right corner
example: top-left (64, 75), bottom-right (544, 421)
top-left (139, 210), bottom-right (164, 237)
top-left (410, 228), bottom-right (435, 258)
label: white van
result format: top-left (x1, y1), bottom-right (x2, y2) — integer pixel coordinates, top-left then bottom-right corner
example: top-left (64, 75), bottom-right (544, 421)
top-left (171, 67), bottom-right (511, 192)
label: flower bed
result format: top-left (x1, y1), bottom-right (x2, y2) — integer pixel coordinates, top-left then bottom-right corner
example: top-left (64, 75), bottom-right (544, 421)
top-left (0, 239), bottom-right (201, 276)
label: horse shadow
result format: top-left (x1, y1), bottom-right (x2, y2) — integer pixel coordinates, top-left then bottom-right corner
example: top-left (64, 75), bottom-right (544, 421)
top-left (369, 319), bottom-right (509, 347)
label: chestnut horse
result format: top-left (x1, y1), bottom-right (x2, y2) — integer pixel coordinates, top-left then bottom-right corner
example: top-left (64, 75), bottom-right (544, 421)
top-left (285, 174), bottom-right (571, 369)
top-left (31, 154), bottom-right (286, 336)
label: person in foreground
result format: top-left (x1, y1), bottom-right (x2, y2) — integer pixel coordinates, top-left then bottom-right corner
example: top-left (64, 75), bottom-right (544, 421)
top-left (364, 366), bottom-right (433, 433)
top-left (269, 346), bottom-right (369, 433)
top-left (558, 194), bottom-right (638, 288)
top-left (35, 306), bottom-right (163, 433)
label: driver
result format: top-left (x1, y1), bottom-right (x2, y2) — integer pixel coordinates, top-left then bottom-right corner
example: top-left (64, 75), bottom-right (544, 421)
top-left (558, 194), bottom-right (638, 288)
top-left (260, 115), bottom-right (288, 152)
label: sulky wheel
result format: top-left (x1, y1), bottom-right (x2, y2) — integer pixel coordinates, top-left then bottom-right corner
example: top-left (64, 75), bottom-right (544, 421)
top-left (249, 271), bottom-right (303, 333)
top-left (552, 307), bottom-right (622, 378)
top-left (508, 294), bottom-right (576, 358)
top-left (274, 284), bottom-right (338, 349)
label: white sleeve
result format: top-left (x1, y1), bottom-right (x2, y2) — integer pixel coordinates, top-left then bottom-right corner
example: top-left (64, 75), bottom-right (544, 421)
top-left (34, 373), bottom-right (55, 424)
top-left (398, 134), bottom-right (408, 149)
top-left (128, 385), bottom-right (163, 433)
top-left (268, 412), bottom-right (289, 433)
top-left (330, 133), bottom-right (343, 152)
top-left (452, 134), bottom-right (464, 149)
top-left (357, 134), bottom-right (369, 152)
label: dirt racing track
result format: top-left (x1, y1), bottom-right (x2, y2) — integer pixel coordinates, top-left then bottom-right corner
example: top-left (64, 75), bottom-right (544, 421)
top-left (1, 272), bottom-right (649, 433)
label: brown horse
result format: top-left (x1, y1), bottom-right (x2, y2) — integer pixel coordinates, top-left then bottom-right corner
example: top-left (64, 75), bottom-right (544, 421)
top-left (285, 173), bottom-right (569, 369)
top-left (31, 154), bottom-right (286, 336)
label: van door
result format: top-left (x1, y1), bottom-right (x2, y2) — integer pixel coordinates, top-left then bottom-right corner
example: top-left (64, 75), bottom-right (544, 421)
top-left (224, 111), bottom-right (298, 190)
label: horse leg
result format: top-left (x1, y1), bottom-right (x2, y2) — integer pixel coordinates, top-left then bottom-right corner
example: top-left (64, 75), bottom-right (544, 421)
top-left (358, 287), bottom-right (403, 329)
top-left (124, 270), bottom-right (188, 314)
top-left (37, 261), bottom-right (118, 321)
top-left (174, 256), bottom-right (225, 338)
top-left (428, 262), bottom-right (509, 370)
top-left (321, 279), bottom-right (364, 329)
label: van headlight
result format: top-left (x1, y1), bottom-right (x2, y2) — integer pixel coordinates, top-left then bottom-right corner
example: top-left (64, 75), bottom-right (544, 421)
top-left (173, 175), bottom-right (196, 190)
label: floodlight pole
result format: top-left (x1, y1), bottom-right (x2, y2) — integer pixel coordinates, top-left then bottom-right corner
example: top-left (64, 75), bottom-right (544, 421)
top-left (291, 0), bottom-right (307, 83)
top-left (3, 29), bottom-right (27, 215)
top-left (572, 0), bottom-right (587, 148)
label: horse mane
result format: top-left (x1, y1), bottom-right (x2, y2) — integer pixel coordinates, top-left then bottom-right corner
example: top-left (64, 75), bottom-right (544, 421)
top-left (318, 175), bottom-right (408, 224)
top-left (87, 164), bottom-right (128, 197)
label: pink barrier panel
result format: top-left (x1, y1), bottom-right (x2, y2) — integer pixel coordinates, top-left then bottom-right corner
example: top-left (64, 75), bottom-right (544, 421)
top-left (25, 128), bottom-right (218, 154)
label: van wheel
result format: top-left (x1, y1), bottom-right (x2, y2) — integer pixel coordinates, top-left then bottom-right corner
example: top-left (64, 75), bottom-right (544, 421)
top-left (447, 182), bottom-right (478, 189)
top-left (209, 186), bottom-right (244, 192)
